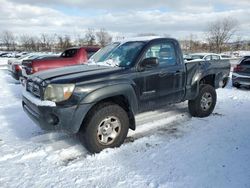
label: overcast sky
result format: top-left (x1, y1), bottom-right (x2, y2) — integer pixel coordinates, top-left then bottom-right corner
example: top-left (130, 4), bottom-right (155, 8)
top-left (0, 0), bottom-right (250, 40)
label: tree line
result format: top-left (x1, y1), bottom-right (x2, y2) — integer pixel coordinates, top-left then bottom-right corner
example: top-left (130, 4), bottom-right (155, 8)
top-left (181, 17), bottom-right (250, 54)
top-left (1, 17), bottom-right (249, 53)
top-left (0, 28), bottom-right (113, 52)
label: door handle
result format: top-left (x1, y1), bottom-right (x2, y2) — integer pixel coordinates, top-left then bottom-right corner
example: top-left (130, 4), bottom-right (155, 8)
top-left (159, 70), bottom-right (181, 77)
top-left (174, 70), bottom-right (181, 75)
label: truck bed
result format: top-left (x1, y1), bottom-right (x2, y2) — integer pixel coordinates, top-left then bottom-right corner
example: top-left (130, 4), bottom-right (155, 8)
top-left (184, 59), bottom-right (230, 100)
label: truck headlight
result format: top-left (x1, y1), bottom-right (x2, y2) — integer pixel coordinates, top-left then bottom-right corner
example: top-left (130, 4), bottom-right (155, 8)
top-left (44, 84), bottom-right (75, 102)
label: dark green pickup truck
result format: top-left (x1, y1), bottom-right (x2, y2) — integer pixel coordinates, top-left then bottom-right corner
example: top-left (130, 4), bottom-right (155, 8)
top-left (23, 37), bottom-right (230, 153)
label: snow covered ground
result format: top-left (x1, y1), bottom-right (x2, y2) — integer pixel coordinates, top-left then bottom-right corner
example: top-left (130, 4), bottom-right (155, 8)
top-left (0, 63), bottom-right (250, 188)
top-left (0, 58), bottom-right (11, 67)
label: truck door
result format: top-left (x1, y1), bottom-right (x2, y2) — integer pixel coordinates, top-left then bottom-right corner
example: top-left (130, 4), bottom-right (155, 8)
top-left (138, 40), bottom-right (185, 110)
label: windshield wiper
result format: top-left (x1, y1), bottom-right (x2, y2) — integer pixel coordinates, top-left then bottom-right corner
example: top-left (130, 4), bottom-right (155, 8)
top-left (103, 59), bottom-right (119, 67)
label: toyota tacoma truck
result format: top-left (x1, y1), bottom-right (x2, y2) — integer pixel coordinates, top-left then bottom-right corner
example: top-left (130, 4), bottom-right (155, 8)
top-left (22, 37), bottom-right (230, 153)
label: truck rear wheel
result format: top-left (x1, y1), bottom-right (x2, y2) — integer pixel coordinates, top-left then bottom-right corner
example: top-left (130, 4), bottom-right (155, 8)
top-left (188, 84), bottom-right (217, 117)
top-left (79, 103), bottom-right (129, 153)
top-left (232, 83), bottom-right (240, 88)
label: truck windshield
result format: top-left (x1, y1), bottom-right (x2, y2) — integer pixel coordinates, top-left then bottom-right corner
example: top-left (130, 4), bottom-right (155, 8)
top-left (90, 41), bottom-right (145, 67)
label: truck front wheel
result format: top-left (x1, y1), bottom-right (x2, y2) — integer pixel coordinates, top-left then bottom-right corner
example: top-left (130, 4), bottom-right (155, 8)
top-left (188, 84), bottom-right (217, 117)
top-left (79, 103), bottom-right (129, 153)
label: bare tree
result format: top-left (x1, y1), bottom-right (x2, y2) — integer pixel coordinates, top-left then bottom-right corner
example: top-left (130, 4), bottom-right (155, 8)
top-left (19, 35), bottom-right (40, 51)
top-left (19, 35), bottom-right (30, 51)
top-left (30, 36), bottom-right (39, 51)
top-left (40, 33), bottom-right (47, 50)
top-left (57, 35), bottom-right (64, 50)
top-left (84, 28), bottom-right (96, 46)
top-left (64, 35), bottom-right (71, 49)
top-left (96, 28), bottom-right (112, 47)
top-left (114, 35), bottom-right (125, 42)
top-left (232, 36), bottom-right (242, 51)
top-left (57, 35), bottom-right (72, 50)
top-left (206, 17), bottom-right (238, 53)
top-left (180, 34), bottom-right (200, 53)
top-left (0, 30), bottom-right (15, 50)
top-left (75, 34), bottom-right (87, 46)
top-left (40, 33), bottom-right (55, 51)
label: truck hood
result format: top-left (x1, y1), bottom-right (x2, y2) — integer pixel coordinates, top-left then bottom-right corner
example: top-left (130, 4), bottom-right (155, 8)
top-left (32, 64), bottom-right (126, 84)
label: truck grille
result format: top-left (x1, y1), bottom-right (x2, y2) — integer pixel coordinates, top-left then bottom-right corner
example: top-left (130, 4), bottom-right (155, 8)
top-left (26, 81), bottom-right (41, 98)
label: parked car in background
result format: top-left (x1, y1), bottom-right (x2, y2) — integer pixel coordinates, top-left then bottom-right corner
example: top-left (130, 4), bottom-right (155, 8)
top-left (8, 54), bottom-right (34, 70)
top-left (15, 52), bottom-right (29, 58)
top-left (232, 56), bottom-right (250, 88)
top-left (0, 52), bottom-right (9, 57)
top-left (0, 52), bottom-right (16, 58)
top-left (185, 53), bottom-right (221, 62)
top-left (22, 47), bottom-right (99, 78)
top-left (183, 54), bottom-right (191, 61)
top-left (8, 55), bottom-right (30, 80)
top-left (8, 54), bottom-right (59, 80)
top-left (219, 54), bottom-right (232, 59)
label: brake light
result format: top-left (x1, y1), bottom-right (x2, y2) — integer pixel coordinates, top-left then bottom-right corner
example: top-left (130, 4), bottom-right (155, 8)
top-left (233, 65), bottom-right (242, 72)
top-left (14, 65), bottom-right (22, 72)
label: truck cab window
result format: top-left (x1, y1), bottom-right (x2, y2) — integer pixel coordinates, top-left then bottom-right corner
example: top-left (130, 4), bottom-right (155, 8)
top-left (143, 42), bottom-right (176, 66)
top-left (87, 51), bottom-right (96, 59)
top-left (205, 55), bottom-right (212, 61)
top-left (212, 55), bottom-right (220, 60)
top-left (61, 49), bottom-right (78, 58)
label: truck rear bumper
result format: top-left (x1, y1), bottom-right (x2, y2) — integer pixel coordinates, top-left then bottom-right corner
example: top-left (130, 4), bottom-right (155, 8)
top-left (22, 95), bottom-right (93, 134)
top-left (232, 73), bottom-right (250, 86)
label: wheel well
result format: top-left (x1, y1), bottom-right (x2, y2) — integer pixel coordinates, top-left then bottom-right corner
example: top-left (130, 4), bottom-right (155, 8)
top-left (80, 95), bottom-right (136, 132)
top-left (199, 74), bottom-right (215, 87)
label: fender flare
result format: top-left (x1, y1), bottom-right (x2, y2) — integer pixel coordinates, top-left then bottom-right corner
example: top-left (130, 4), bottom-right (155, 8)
top-left (79, 84), bottom-right (138, 130)
top-left (81, 84), bottom-right (138, 112)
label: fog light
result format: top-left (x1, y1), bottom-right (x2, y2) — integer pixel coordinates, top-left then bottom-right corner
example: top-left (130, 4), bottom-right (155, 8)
top-left (47, 114), bottom-right (59, 125)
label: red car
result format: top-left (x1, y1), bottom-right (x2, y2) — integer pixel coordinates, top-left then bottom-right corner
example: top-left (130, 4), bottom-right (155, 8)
top-left (8, 54), bottom-right (59, 80)
top-left (22, 47), bottom-right (99, 77)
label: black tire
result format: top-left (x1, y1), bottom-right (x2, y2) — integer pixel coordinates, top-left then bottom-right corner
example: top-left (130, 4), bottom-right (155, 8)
top-left (188, 84), bottom-right (217, 117)
top-left (232, 83), bottom-right (240, 88)
top-left (79, 103), bottom-right (129, 153)
top-left (222, 77), bottom-right (228, 88)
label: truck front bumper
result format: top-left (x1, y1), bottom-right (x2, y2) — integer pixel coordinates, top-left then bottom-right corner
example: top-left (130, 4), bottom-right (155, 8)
top-left (22, 93), bottom-right (93, 134)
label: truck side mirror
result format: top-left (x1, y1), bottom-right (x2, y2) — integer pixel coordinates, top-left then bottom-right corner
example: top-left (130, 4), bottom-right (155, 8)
top-left (141, 57), bottom-right (159, 68)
